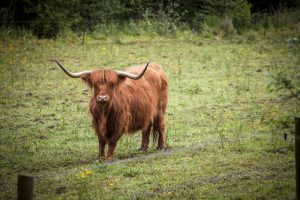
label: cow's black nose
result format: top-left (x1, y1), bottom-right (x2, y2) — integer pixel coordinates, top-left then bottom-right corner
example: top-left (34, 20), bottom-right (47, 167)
top-left (97, 95), bottom-right (109, 103)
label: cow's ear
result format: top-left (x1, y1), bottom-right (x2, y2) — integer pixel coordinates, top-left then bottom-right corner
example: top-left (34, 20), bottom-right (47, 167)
top-left (81, 74), bottom-right (92, 88)
top-left (118, 76), bottom-right (126, 82)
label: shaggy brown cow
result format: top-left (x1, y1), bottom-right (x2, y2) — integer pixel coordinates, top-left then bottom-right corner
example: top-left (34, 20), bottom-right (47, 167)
top-left (53, 60), bottom-right (168, 161)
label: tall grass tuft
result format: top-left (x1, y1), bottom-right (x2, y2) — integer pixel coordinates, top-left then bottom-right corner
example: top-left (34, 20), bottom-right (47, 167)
top-left (219, 17), bottom-right (236, 38)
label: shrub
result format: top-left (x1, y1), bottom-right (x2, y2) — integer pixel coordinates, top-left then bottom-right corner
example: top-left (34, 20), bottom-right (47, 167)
top-left (230, 0), bottom-right (252, 30)
top-left (203, 15), bottom-right (220, 28)
top-left (142, 4), bottom-right (184, 37)
top-left (31, 21), bottom-right (60, 39)
top-left (27, 1), bottom-right (67, 39)
top-left (219, 16), bottom-right (236, 37)
top-left (268, 64), bottom-right (300, 103)
top-left (196, 0), bottom-right (251, 33)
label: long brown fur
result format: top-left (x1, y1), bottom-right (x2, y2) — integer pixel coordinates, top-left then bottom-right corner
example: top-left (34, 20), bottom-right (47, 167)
top-left (82, 64), bottom-right (168, 161)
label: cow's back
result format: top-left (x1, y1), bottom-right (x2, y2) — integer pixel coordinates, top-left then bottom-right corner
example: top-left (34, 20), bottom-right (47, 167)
top-left (118, 64), bottom-right (168, 133)
top-left (126, 63), bottom-right (168, 97)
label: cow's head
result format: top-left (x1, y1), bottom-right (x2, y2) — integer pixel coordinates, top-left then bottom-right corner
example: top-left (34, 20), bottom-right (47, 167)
top-left (52, 60), bottom-right (149, 107)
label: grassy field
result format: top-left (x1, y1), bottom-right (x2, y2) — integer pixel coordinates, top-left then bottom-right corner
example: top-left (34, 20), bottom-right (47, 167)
top-left (0, 28), bottom-right (299, 199)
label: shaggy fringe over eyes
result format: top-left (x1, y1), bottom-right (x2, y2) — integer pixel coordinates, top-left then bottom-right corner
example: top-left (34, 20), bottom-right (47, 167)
top-left (81, 69), bottom-right (119, 88)
top-left (81, 74), bottom-right (92, 88)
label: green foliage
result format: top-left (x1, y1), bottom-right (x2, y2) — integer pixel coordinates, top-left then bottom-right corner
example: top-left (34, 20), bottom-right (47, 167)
top-left (268, 66), bottom-right (300, 102)
top-left (251, 10), bottom-right (300, 32)
top-left (219, 16), bottom-right (237, 37)
top-left (142, 4), bottom-right (184, 37)
top-left (31, 21), bottom-right (60, 39)
top-left (193, 0), bottom-right (251, 37)
top-left (229, 0), bottom-right (252, 30)
top-left (25, 0), bottom-right (67, 39)
top-left (70, 0), bottom-right (121, 34)
top-left (202, 15), bottom-right (220, 28)
top-left (1, 0), bottom-right (300, 38)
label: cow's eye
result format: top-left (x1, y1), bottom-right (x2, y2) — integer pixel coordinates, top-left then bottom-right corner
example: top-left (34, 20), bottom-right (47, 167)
top-left (108, 83), bottom-right (114, 88)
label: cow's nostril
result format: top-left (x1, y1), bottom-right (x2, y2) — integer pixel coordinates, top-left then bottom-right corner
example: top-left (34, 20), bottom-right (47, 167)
top-left (97, 95), bottom-right (109, 103)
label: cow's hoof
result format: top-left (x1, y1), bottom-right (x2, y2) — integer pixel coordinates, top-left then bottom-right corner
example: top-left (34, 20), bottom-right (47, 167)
top-left (157, 146), bottom-right (166, 150)
top-left (107, 157), bottom-right (114, 162)
top-left (138, 146), bottom-right (148, 151)
top-left (98, 156), bottom-right (105, 161)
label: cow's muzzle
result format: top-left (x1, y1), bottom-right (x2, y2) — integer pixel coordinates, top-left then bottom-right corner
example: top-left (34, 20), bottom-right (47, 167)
top-left (96, 95), bottom-right (109, 104)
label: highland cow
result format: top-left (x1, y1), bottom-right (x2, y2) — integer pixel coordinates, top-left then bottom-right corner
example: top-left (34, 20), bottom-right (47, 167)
top-left (53, 60), bottom-right (168, 161)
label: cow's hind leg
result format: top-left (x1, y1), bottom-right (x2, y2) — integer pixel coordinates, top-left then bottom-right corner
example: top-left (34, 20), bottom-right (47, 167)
top-left (139, 124), bottom-right (151, 151)
top-left (153, 113), bottom-right (166, 150)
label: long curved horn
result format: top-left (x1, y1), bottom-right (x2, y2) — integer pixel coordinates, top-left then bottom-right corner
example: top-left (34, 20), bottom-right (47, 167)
top-left (50, 60), bottom-right (92, 78)
top-left (116, 63), bottom-right (149, 80)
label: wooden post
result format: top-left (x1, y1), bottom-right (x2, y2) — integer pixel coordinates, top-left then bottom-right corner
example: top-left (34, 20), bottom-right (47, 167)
top-left (17, 174), bottom-right (34, 200)
top-left (296, 117), bottom-right (300, 200)
top-left (81, 28), bottom-right (86, 45)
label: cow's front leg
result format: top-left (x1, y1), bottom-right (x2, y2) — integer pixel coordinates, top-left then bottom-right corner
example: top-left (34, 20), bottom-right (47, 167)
top-left (97, 134), bottom-right (106, 161)
top-left (93, 118), bottom-right (106, 161)
top-left (106, 131), bottom-right (123, 161)
top-left (107, 140), bottom-right (118, 161)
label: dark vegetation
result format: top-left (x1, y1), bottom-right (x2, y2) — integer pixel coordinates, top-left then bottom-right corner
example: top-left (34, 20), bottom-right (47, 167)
top-left (1, 0), bottom-right (300, 38)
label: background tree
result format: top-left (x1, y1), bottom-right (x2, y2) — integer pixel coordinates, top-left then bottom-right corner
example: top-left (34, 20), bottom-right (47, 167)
top-left (0, 0), bottom-right (299, 38)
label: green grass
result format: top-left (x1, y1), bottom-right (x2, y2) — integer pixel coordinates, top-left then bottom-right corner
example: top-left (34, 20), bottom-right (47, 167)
top-left (0, 28), bottom-right (299, 199)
